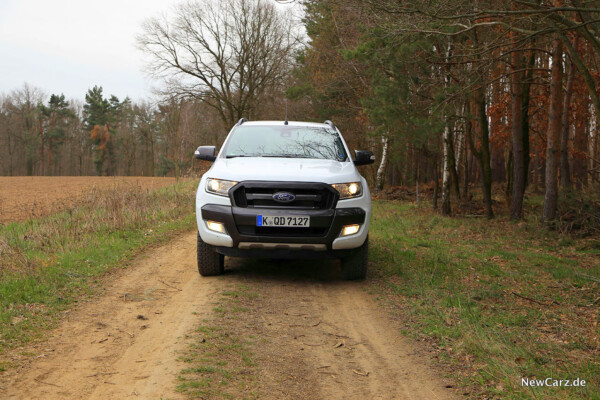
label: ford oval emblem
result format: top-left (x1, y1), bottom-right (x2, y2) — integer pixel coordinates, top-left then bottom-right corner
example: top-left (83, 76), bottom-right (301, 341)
top-left (273, 192), bottom-right (296, 203)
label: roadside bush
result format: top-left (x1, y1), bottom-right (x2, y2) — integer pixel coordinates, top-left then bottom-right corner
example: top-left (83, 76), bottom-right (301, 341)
top-left (555, 190), bottom-right (600, 237)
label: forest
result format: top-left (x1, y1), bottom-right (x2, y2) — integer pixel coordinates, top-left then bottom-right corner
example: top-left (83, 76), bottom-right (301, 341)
top-left (1, 0), bottom-right (599, 223)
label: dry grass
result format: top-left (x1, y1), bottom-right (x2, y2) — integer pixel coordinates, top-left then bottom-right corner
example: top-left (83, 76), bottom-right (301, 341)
top-left (0, 179), bottom-right (197, 350)
top-left (370, 200), bottom-right (600, 399)
top-left (0, 180), bottom-right (194, 276)
top-left (177, 284), bottom-right (259, 399)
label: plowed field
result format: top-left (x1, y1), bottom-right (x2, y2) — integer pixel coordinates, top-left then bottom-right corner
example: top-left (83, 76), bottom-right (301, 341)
top-left (0, 177), bottom-right (178, 223)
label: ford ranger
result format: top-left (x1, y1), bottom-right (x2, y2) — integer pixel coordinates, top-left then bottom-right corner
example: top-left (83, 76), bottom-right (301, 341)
top-left (194, 119), bottom-right (374, 279)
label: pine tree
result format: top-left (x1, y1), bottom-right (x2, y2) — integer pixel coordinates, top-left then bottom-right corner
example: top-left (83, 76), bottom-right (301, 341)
top-left (38, 94), bottom-right (75, 175)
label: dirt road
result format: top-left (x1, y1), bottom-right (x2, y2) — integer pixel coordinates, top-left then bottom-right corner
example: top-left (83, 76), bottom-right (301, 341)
top-left (1, 232), bottom-right (457, 399)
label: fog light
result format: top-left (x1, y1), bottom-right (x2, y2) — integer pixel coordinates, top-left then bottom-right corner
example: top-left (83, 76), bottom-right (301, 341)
top-left (206, 220), bottom-right (225, 233)
top-left (341, 224), bottom-right (360, 236)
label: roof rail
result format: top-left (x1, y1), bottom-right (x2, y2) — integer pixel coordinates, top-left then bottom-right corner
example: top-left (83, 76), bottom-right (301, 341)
top-left (324, 120), bottom-right (336, 130)
top-left (236, 118), bottom-right (248, 126)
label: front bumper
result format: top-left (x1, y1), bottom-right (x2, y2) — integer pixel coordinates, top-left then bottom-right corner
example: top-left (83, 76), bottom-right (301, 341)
top-left (198, 204), bottom-right (368, 257)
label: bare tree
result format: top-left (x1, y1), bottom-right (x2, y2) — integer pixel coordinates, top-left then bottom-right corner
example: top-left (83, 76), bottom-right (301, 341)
top-left (6, 84), bottom-right (45, 176)
top-left (137, 0), bottom-right (298, 127)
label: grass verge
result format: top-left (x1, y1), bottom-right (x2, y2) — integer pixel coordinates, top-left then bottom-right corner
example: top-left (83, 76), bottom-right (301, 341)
top-left (369, 200), bottom-right (599, 400)
top-left (0, 180), bottom-right (197, 354)
top-left (176, 284), bottom-right (259, 400)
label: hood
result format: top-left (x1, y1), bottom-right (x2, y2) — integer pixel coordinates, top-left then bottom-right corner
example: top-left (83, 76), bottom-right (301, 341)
top-left (206, 157), bottom-right (360, 184)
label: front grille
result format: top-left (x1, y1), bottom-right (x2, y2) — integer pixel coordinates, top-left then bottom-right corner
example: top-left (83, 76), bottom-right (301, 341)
top-left (231, 182), bottom-right (338, 210)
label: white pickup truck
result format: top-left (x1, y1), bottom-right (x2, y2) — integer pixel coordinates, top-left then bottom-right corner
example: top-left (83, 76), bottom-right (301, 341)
top-left (194, 119), bottom-right (374, 279)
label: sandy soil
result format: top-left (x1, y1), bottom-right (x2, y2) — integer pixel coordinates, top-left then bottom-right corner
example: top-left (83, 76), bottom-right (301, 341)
top-left (0, 177), bottom-right (178, 223)
top-left (0, 232), bottom-right (457, 400)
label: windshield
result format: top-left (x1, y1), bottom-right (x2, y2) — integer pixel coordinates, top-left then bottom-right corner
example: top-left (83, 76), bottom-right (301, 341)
top-left (222, 125), bottom-right (348, 161)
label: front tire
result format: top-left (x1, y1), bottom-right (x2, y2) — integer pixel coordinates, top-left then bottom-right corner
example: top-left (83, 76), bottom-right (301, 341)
top-left (341, 236), bottom-right (368, 280)
top-left (197, 232), bottom-right (224, 276)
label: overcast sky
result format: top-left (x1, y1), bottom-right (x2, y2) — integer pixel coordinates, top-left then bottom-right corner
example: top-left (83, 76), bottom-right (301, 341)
top-left (0, 0), bottom-right (191, 101)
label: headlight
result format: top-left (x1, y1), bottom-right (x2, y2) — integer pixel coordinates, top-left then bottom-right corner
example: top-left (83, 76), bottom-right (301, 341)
top-left (331, 182), bottom-right (362, 199)
top-left (205, 178), bottom-right (237, 196)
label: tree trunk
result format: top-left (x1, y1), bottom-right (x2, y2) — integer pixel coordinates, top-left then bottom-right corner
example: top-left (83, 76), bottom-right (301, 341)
top-left (506, 149), bottom-right (513, 206)
top-left (39, 119), bottom-right (44, 176)
top-left (433, 157), bottom-right (439, 210)
top-left (561, 58), bottom-right (574, 190)
top-left (455, 117), bottom-right (465, 199)
top-left (7, 124), bottom-right (14, 176)
top-left (47, 137), bottom-right (52, 175)
top-left (416, 158), bottom-right (420, 207)
top-left (450, 140), bottom-right (460, 199)
top-left (375, 134), bottom-right (389, 192)
top-left (543, 37), bottom-right (564, 223)
top-left (441, 123), bottom-right (452, 215)
top-left (106, 123), bottom-right (113, 176)
top-left (463, 115), bottom-right (471, 197)
top-left (440, 40), bottom-right (454, 215)
top-left (573, 93), bottom-right (590, 189)
top-left (449, 110), bottom-right (461, 199)
top-left (510, 45), bottom-right (525, 220)
top-left (510, 45), bottom-right (535, 220)
top-left (150, 138), bottom-right (156, 177)
top-left (593, 114), bottom-right (599, 184)
top-left (477, 87), bottom-right (494, 219)
top-left (522, 48), bottom-right (534, 186)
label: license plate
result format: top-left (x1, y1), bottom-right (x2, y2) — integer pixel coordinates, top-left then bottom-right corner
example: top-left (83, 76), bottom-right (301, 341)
top-left (257, 215), bottom-right (310, 227)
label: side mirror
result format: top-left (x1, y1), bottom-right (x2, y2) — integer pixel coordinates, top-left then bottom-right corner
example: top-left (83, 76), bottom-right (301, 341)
top-left (194, 146), bottom-right (217, 162)
top-left (353, 150), bottom-right (375, 166)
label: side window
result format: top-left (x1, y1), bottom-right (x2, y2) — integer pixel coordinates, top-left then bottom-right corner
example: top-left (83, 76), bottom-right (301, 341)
top-left (334, 137), bottom-right (346, 161)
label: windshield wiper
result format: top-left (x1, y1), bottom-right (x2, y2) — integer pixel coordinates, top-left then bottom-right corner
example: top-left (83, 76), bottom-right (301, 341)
top-left (225, 154), bottom-right (261, 159)
top-left (262, 154), bottom-right (313, 159)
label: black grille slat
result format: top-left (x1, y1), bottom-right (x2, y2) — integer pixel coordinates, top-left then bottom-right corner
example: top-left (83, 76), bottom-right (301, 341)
top-left (252, 200), bottom-right (320, 209)
top-left (233, 189), bottom-right (248, 207)
top-left (295, 194), bottom-right (322, 201)
top-left (246, 193), bottom-right (273, 201)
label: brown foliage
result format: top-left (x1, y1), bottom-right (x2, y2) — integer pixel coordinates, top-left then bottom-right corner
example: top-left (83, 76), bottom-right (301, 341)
top-left (89, 124), bottom-right (111, 150)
